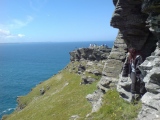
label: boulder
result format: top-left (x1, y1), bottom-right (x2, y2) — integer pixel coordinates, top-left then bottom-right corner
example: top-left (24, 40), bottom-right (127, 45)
top-left (81, 76), bottom-right (96, 84)
top-left (86, 89), bottom-right (103, 113)
top-left (97, 76), bottom-right (118, 92)
top-left (117, 76), bottom-right (132, 102)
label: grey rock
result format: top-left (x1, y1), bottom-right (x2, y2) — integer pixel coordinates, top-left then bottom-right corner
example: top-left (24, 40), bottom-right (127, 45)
top-left (69, 46), bottom-right (111, 61)
top-left (69, 115), bottom-right (80, 120)
top-left (117, 75), bottom-right (132, 102)
top-left (86, 89), bottom-right (103, 113)
top-left (81, 76), bottom-right (96, 84)
top-left (137, 92), bottom-right (160, 120)
top-left (92, 70), bottom-right (101, 76)
top-left (109, 0), bottom-right (160, 119)
top-left (78, 64), bottom-right (86, 72)
top-left (97, 76), bottom-right (118, 92)
top-left (102, 32), bottom-right (127, 78)
top-left (40, 87), bottom-right (45, 95)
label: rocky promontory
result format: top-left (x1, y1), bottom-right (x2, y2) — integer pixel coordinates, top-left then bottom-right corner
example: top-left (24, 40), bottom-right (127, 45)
top-left (69, 45), bottom-right (111, 61)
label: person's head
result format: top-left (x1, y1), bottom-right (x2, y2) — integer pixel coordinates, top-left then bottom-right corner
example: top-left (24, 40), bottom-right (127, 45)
top-left (128, 47), bottom-right (139, 60)
top-left (129, 48), bottom-right (136, 55)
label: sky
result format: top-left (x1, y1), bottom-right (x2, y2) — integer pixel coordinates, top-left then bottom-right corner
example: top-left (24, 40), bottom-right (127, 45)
top-left (0, 0), bottom-right (118, 43)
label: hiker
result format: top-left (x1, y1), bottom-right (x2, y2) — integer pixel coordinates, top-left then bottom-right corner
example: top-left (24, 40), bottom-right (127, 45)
top-left (122, 48), bottom-right (146, 101)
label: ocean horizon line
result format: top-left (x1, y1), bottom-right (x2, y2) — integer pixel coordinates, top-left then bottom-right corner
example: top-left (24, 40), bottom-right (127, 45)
top-left (0, 40), bottom-right (114, 44)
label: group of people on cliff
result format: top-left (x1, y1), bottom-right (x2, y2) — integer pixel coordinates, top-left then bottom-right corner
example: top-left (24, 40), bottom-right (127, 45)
top-left (122, 48), bottom-right (146, 102)
top-left (89, 44), bottom-right (108, 49)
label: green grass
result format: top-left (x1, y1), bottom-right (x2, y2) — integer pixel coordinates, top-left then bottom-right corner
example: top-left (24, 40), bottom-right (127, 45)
top-left (4, 62), bottom-right (142, 120)
top-left (4, 63), bottom-right (98, 120)
top-left (87, 89), bottom-right (142, 120)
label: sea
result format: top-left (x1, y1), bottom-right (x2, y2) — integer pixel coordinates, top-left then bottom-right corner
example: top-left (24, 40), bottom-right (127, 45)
top-left (0, 41), bottom-right (114, 118)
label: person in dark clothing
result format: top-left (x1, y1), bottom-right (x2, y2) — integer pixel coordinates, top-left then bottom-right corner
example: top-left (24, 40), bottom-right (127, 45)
top-left (122, 48), bottom-right (146, 101)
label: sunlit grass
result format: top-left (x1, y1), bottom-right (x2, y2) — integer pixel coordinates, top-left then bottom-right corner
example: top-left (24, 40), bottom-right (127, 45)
top-left (4, 62), bottom-right (141, 120)
top-left (87, 89), bottom-right (142, 120)
top-left (4, 63), bottom-right (99, 120)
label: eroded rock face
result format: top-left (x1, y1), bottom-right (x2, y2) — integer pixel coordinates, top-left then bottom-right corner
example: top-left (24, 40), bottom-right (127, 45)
top-left (84, 0), bottom-right (160, 117)
top-left (111, 0), bottom-right (149, 50)
top-left (137, 1), bottom-right (160, 119)
top-left (110, 0), bottom-right (160, 119)
top-left (69, 46), bottom-right (111, 61)
top-left (102, 31), bottom-right (127, 78)
top-left (86, 89), bottom-right (103, 113)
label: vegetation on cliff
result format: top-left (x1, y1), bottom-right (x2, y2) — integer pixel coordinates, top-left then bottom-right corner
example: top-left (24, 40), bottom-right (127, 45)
top-left (3, 61), bottom-right (141, 120)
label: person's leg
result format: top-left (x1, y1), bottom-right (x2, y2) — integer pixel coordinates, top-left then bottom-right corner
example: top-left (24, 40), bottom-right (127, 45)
top-left (130, 72), bottom-right (137, 102)
top-left (140, 80), bottom-right (147, 96)
top-left (130, 72), bottom-right (136, 94)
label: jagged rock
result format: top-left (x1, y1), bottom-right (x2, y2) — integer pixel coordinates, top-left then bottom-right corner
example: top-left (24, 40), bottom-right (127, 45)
top-left (69, 46), bottom-right (111, 61)
top-left (86, 89), bottom-right (103, 113)
top-left (102, 59), bottom-right (123, 78)
top-left (107, 0), bottom-right (160, 119)
top-left (86, 61), bottom-right (94, 66)
top-left (16, 97), bottom-right (27, 111)
top-left (102, 32), bottom-right (127, 78)
top-left (78, 64), bottom-right (86, 72)
top-left (97, 76), bottom-right (118, 92)
top-left (111, 0), bottom-right (149, 50)
top-left (137, 92), bottom-right (160, 120)
top-left (117, 76), bottom-right (132, 102)
top-left (40, 88), bottom-right (45, 95)
top-left (81, 76), bottom-right (96, 84)
top-left (143, 67), bottom-right (160, 93)
top-left (92, 70), bottom-right (101, 76)
top-left (71, 1), bottom-right (160, 119)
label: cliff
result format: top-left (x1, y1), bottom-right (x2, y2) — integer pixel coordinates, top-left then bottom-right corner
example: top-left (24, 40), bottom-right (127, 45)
top-left (112, 0), bottom-right (160, 119)
top-left (86, 0), bottom-right (160, 119)
top-left (2, 0), bottom-right (160, 120)
top-left (2, 44), bottom-right (141, 120)
top-left (69, 45), bottom-right (111, 61)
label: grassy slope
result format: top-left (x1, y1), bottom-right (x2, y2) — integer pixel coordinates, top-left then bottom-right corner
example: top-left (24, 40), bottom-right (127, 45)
top-left (87, 89), bottom-right (141, 120)
top-left (4, 62), bottom-right (141, 120)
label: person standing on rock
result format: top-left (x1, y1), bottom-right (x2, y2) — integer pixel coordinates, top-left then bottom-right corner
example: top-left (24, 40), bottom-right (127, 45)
top-left (122, 48), bottom-right (146, 102)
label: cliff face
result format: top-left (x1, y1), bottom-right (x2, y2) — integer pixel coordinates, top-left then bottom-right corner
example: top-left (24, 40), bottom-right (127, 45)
top-left (69, 46), bottom-right (111, 61)
top-left (109, 0), bottom-right (160, 120)
top-left (88, 0), bottom-right (160, 119)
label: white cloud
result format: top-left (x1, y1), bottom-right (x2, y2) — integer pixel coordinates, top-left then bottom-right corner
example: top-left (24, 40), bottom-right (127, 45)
top-left (8, 16), bottom-right (34, 29)
top-left (0, 29), bottom-right (25, 42)
top-left (0, 29), bottom-right (10, 36)
top-left (0, 15), bottom-right (33, 43)
top-left (18, 34), bottom-right (25, 38)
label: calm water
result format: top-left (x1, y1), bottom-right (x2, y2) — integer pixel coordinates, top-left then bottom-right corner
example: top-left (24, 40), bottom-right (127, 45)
top-left (0, 41), bottom-right (113, 118)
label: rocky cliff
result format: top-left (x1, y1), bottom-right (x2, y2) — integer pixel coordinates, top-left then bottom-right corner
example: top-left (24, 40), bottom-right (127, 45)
top-left (69, 45), bottom-right (111, 61)
top-left (106, 0), bottom-right (160, 120)
top-left (87, 0), bottom-right (160, 119)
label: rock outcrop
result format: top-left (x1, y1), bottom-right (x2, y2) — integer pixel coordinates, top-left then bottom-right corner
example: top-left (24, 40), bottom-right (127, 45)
top-left (84, 0), bottom-right (160, 119)
top-left (137, 1), bottom-right (160, 119)
top-left (79, 1), bottom-right (160, 119)
top-left (69, 45), bottom-right (112, 113)
top-left (109, 0), bottom-right (160, 120)
top-left (69, 46), bottom-right (111, 61)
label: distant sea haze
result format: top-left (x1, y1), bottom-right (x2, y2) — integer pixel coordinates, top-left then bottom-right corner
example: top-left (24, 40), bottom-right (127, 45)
top-left (0, 41), bottom-right (114, 118)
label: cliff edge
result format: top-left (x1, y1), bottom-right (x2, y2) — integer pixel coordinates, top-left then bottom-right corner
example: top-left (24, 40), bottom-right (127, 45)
top-left (2, 0), bottom-right (160, 120)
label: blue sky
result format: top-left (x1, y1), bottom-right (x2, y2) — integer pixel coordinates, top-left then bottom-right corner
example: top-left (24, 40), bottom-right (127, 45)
top-left (0, 0), bottom-right (118, 43)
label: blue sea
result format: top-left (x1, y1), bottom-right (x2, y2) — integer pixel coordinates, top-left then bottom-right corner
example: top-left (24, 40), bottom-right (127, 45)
top-left (0, 41), bottom-right (113, 118)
